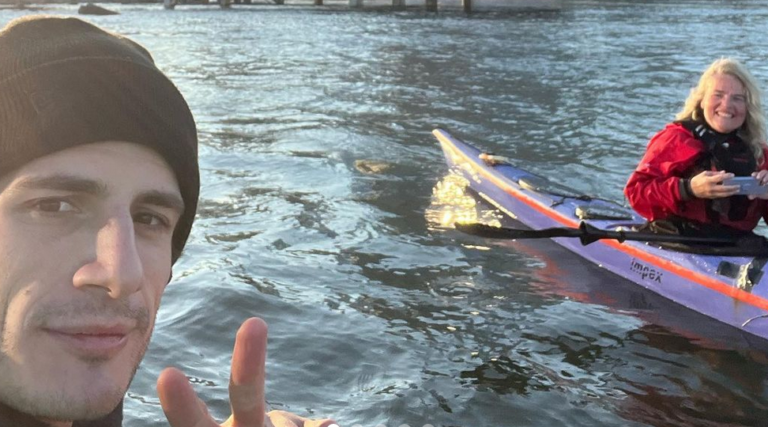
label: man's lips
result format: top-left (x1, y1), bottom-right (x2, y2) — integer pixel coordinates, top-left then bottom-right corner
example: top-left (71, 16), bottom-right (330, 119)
top-left (44, 323), bottom-right (134, 358)
top-left (49, 324), bottom-right (133, 335)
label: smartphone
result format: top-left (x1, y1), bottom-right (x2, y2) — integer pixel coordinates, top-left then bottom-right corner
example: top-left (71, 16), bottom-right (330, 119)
top-left (722, 176), bottom-right (768, 196)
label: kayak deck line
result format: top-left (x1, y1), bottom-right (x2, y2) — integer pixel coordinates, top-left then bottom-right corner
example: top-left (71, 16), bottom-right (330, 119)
top-left (476, 191), bottom-right (518, 220)
top-left (434, 129), bottom-right (768, 315)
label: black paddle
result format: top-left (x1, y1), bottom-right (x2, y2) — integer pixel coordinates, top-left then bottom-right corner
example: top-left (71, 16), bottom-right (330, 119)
top-left (455, 221), bottom-right (739, 246)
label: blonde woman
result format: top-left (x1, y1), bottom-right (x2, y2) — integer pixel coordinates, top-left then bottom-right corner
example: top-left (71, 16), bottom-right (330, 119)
top-left (625, 58), bottom-right (768, 233)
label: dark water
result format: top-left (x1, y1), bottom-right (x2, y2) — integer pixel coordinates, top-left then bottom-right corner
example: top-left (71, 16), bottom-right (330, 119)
top-left (3, 1), bottom-right (768, 426)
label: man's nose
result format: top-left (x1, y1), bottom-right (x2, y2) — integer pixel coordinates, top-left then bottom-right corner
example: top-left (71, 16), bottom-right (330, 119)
top-left (73, 215), bottom-right (144, 298)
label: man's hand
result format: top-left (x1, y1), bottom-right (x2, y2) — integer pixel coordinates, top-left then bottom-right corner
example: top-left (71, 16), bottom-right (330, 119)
top-left (690, 170), bottom-right (738, 199)
top-left (157, 317), bottom-right (338, 427)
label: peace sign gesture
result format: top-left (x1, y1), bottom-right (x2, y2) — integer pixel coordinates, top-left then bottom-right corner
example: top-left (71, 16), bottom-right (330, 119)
top-left (157, 317), bottom-right (338, 427)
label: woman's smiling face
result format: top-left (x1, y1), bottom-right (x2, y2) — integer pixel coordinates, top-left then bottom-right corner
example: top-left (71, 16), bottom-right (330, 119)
top-left (702, 73), bottom-right (747, 134)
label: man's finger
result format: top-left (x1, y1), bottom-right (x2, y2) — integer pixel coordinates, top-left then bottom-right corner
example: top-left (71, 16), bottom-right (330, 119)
top-left (267, 410), bottom-right (339, 427)
top-left (229, 317), bottom-right (269, 426)
top-left (304, 421), bottom-right (339, 427)
top-left (158, 367), bottom-right (216, 427)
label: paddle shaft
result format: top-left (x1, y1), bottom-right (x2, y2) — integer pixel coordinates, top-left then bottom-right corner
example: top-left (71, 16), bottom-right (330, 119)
top-left (456, 221), bottom-right (738, 246)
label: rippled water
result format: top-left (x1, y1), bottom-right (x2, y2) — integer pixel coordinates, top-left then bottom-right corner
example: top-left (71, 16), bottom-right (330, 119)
top-left (4, 1), bottom-right (768, 426)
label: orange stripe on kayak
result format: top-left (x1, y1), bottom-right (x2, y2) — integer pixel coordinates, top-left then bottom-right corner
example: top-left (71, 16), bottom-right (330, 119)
top-left (437, 134), bottom-right (768, 312)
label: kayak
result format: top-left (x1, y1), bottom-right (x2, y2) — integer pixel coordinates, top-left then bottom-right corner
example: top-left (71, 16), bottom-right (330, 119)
top-left (433, 128), bottom-right (768, 343)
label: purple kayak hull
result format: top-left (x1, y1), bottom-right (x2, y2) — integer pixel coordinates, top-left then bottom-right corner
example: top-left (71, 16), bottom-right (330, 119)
top-left (434, 128), bottom-right (768, 343)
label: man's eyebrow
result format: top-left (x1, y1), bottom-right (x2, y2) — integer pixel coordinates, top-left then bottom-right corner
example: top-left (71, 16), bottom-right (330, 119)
top-left (11, 175), bottom-right (185, 214)
top-left (136, 191), bottom-right (186, 214)
top-left (13, 174), bottom-right (107, 195)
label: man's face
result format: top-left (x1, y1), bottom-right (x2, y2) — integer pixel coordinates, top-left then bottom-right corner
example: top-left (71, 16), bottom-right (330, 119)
top-left (0, 142), bottom-right (183, 421)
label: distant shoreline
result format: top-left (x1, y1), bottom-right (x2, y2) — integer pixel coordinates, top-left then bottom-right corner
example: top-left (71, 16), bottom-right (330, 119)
top-left (0, 0), bottom-right (564, 9)
top-left (0, 1), bottom-right (158, 5)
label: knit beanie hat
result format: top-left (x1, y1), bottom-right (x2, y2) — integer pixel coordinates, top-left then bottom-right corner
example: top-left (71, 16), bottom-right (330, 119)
top-left (0, 15), bottom-right (199, 263)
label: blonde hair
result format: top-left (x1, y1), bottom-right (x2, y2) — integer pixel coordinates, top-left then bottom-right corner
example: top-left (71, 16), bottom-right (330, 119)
top-left (675, 57), bottom-right (767, 165)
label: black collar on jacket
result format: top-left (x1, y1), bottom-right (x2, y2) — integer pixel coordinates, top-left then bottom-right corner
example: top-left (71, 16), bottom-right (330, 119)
top-left (0, 400), bottom-right (123, 427)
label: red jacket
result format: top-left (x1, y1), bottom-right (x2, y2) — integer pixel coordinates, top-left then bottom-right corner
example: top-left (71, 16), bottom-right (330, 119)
top-left (624, 122), bottom-right (768, 231)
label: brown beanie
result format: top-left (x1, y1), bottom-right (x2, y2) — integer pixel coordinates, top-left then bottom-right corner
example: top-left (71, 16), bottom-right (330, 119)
top-left (0, 15), bottom-right (199, 263)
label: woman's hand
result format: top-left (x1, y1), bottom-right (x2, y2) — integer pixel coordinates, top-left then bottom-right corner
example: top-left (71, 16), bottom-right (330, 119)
top-left (689, 170), bottom-right (739, 199)
top-left (749, 170), bottom-right (768, 200)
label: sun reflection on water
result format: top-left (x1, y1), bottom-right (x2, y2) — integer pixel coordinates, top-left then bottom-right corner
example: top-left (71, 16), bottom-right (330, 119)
top-left (425, 171), bottom-right (502, 230)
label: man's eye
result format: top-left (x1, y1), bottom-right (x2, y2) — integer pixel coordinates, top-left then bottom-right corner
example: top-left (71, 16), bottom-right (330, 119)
top-left (33, 199), bottom-right (77, 213)
top-left (135, 212), bottom-right (169, 228)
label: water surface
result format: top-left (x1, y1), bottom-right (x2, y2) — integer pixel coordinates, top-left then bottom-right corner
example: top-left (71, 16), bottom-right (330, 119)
top-left (3, 2), bottom-right (768, 426)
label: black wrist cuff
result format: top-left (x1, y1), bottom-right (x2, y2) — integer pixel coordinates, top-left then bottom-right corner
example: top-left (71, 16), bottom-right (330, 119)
top-left (680, 178), bottom-right (695, 200)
